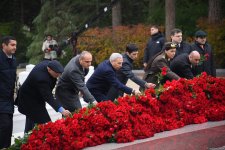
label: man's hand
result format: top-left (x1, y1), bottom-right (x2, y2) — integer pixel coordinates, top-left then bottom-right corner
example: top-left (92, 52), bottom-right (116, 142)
top-left (145, 83), bottom-right (156, 88)
top-left (92, 100), bottom-right (98, 105)
top-left (143, 63), bottom-right (147, 68)
top-left (132, 89), bottom-right (141, 96)
top-left (61, 110), bottom-right (72, 117)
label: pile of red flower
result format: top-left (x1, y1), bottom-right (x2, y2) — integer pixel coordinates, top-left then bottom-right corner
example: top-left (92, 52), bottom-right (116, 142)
top-left (20, 73), bottom-right (225, 150)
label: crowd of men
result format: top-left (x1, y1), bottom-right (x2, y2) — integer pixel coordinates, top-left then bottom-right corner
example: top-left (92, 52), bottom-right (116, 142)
top-left (0, 26), bottom-right (216, 148)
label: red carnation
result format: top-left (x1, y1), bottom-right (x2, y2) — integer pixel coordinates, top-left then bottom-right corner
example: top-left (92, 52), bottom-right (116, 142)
top-left (161, 67), bottom-right (167, 76)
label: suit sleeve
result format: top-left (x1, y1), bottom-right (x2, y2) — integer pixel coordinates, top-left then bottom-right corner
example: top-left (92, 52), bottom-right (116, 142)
top-left (120, 61), bottom-right (146, 88)
top-left (107, 70), bottom-right (133, 94)
top-left (37, 80), bottom-right (61, 112)
top-left (69, 69), bottom-right (96, 102)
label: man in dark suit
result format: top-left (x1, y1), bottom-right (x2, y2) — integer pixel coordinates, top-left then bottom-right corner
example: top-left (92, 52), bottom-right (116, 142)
top-left (170, 51), bottom-right (200, 79)
top-left (170, 28), bottom-right (192, 57)
top-left (191, 30), bottom-right (216, 76)
top-left (107, 44), bottom-right (155, 101)
top-left (17, 60), bottom-right (71, 133)
top-left (55, 51), bottom-right (96, 112)
top-left (86, 53), bottom-right (141, 102)
top-left (0, 36), bottom-right (17, 149)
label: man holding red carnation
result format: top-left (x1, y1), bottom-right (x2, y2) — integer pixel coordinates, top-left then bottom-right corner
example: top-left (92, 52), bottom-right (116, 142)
top-left (191, 30), bottom-right (216, 77)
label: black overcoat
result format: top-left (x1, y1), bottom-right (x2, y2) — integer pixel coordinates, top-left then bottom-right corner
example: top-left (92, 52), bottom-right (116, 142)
top-left (17, 60), bottom-right (61, 123)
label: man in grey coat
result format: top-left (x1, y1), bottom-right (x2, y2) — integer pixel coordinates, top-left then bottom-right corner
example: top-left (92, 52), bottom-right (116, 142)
top-left (55, 51), bottom-right (96, 112)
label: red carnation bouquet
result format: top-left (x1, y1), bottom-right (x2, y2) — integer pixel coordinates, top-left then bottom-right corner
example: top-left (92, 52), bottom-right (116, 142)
top-left (199, 53), bottom-right (209, 65)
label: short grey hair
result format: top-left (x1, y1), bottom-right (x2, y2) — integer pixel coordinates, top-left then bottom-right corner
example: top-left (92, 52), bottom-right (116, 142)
top-left (109, 53), bottom-right (122, 62)
top-left (79, 51), bottom-right (92, 60)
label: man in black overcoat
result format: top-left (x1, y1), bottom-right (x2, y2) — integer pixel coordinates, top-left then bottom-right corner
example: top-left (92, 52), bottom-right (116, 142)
top-left (17, 60), bottom-right (71, 133)
top-left (0, 36), bottom-right (17, 149)
top-left (191, 30), bottom-right (216, 76)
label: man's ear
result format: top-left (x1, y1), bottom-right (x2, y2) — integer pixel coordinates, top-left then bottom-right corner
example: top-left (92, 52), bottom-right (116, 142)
top-left (47, 67), bottom-right (51, 73)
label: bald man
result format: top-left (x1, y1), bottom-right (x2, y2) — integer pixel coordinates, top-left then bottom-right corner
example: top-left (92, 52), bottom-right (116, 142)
top-left (55, 51), bottom-right (96, 112)
top-left (170, 51), bottom-right (200, 79)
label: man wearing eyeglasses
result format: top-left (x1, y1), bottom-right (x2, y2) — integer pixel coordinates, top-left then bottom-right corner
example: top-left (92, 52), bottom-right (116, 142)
top-left (190, 30), bottom-right (216, 77)
top-left (170, 28), bottom-right (192, 57)
top-left (55, 51), bottom-right (97, 112)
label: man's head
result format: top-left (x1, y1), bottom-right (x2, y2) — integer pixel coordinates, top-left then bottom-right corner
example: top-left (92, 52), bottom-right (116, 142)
top-left (150, 25), bottom-right (159, 36)
top-left (189, 51), bottom-right (200, 66)
top-left (195, 30), bottom-right (207, 45)
top-left (1, 36), bottom-right (17, 56)
top-left (125, 44), bottom-right (138, 60)
top-left (79, 51), bottom-right (93, 69)
top-left (170, 28), bottom-right (182, 44)
top-left (47, 60), bottom-right (64, 78)
top-left (109, 53), bottom-right (123, 70)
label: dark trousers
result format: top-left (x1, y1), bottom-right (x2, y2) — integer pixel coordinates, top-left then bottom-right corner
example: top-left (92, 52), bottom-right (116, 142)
top-left (0, 113), bottom-right (13, 149)
top-left (24, 116), bottom-right (35, 133)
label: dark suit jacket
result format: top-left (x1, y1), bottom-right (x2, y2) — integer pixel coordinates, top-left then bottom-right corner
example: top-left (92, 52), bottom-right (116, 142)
top-left (56, 55), bottom-right (96, 112)
top-left (170, 53), bottom-right (194, 79)
top-left (17, 60), bottom-right (61, 123)
top-left (86, 60), bottom-right (133, 102)
top-left (107, 54), bottom-right (146, 100)
top-left (175, 41), bottom-right (192, 57)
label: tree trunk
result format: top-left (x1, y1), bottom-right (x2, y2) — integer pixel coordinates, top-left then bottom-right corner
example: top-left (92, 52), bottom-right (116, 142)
top-left (112, 0), bottom-right (122, 28)
top-left (165, 0), bottom-right (175, 41)
top-left (208, 0), bottom-right (221, 24)
top-left (20, 0), bottom-right (24, 24)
